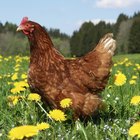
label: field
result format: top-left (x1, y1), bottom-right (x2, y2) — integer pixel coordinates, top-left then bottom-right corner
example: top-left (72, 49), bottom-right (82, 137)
top-left (0, 54), bottom-right (140, 140)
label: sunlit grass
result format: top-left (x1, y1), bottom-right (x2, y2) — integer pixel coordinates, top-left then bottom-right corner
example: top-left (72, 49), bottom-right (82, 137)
top-left (0, 54), bottom-right (140, 139)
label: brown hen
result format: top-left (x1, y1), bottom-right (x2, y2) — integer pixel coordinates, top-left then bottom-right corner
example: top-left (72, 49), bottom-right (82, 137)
top-left (17, 17), bottom-right (116, 118)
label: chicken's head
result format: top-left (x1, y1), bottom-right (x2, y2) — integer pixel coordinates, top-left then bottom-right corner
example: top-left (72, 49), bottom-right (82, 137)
top-left (17, 17), bottom-right (35, 35)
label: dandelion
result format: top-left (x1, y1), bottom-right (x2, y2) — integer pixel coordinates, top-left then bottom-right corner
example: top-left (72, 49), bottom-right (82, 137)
top-left (124, 58), bottom-right (129, 62)
top-left (7, 95), bottom-right (23, 106)
top-left (4, 58), bottom-right (9, 61)
top-left (11, 73), bottom-right (18, 81)
top-left (8, 125), bottom-right (38, 140)
top-left (37, 122), bottom-right (50, 130)
top-left (128, 121), bottom-right (140, 138)
top-left (28, 93), bottom-right (41, 102)
top-left (15, 64), bottom-right (20, 68)
top-left (14, 68), bottom-right (19, 72)
top-left (15, 57), bottom-right (22, 63)
top-left (21, 74), bottom-right (27, 79)
top-left (23, 56), bottom-right (29, 61)
top-left (130, 96), bottom-right (140, 105)
top-left (11, 86), bottom-right (26, 94)
top-left (125, 62), bottom-right (132, 67)
top-left (48, 109), bottom-right (66, 121)
top-left (14, 81), bottom-right (29, 88)
top-left (60, 98), bottom-right (72, 108)
top-left (129, 80), bottom-right (136, 85)
top-left (132, 75), bottom-right (138, 79)
top-left (135, 64), bottom-right (140, 70)
top-left (114, 72), bottom-right (126, 86)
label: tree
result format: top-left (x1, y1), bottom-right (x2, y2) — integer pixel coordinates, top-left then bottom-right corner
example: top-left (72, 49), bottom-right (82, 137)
top-left (52, 38), bottom-right (70, 57)
top-left (114, 13), bottom-right (128, 37)
top-left (116, 19), bottom-right (133, 54)
top-left (70, 31), bottom-right (81, 56)
top-left (133, 11), bottom-right (140, 18)
top-left (95, 21), bottom-right (113, 43)
top-left (70, 21), bottom-right (96, 56)
top-left (70, 21), bottom-right (114, 56)
top-left (0, 22), bottom-right (3, 33)
top-left (0, 21), bottom-right (71, 56)
top-left (3, 22), bottom-right (17, 34)
top-left (128, 18), bottom-right (140, 53)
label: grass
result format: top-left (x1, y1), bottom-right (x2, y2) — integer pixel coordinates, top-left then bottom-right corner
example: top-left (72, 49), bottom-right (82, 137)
top-left (0, 54), bottom-right (140, 140)
top-left (113, 53), bottom-right (140, 62)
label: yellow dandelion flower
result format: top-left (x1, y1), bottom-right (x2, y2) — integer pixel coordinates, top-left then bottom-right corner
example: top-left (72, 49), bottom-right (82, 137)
top-left (14, 68), bottom-right (19, 72)
top-left (11, 73), bottom-right (18, 81)
top-left (114, 72), bottom-right (126, 86)
top-left (21, 74), bottom-right (27, 79)
top-left (125, 62), bottom-right (132, 67)
top-left (60, 98), bottom-right (72, 108)
top-left (4, 58), bottom-right (9, 61)
top-left (7, 95), bottom-right (23, 106)
top-left (15, 58), bottom-right (22, 63)
top-left (15, 64), bottom-right (20, 68)
top-left (14, 81), bottom-right (29, 88)
top-left (135, 63), bottom-right (140, 68)
top-left (23, 56), bottom-right (29, 61)
top-left (132, 75), bottom-right (138, 79)
top-left (128, 122), bottom-right (140, 138)
top-left (8, 125), bottom-right (38, 140)
top-left (28, 93), bottom-right (41, 102)
top-left (11, 86), bottom-right (26, 94)
top-left (130, 96), bottom-right (140, 105)
top-left (48, 109), bottom-right (66, 121)
top-left (124, 58), bottom-right (129, 62)
top-left (7, 74), bottom-right (11, 78)
top-left (37, 122), bottom-right (50, 130)
top-left (129, 80), bottom-right (136, 85)
top-left (137, 66), bottom-right (140, 70)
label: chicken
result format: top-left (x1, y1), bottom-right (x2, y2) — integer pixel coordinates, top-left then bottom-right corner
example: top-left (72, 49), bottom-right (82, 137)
top-left (17, 17), bottom-right (116, 118)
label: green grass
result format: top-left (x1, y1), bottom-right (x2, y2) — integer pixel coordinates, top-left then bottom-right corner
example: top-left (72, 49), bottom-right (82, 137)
top-left (113, 53), bottom-right (140, 62)
top-left (0, 54), bottom-right (140, 140)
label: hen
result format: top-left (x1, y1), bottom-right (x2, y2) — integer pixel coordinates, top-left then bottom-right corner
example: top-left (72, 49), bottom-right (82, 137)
top-left (17, 17), bottom-right (116, 118)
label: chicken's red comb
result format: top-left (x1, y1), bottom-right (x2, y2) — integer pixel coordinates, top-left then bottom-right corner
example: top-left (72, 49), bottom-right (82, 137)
top-left (20, 17), bottom-right (28, 25)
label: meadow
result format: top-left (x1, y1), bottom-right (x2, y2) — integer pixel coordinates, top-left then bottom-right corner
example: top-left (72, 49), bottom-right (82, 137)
top-left (0, 54), bottom-right (140, 140)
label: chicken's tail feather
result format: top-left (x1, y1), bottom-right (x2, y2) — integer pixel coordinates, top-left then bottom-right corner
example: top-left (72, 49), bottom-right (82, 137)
top-left (97, 33), bottom-right (116, 56)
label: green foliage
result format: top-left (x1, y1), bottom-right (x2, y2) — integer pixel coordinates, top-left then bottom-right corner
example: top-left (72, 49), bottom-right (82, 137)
top-left (70, 11), bottom-right (140, 56)
top-left (0, 22), bottom-right (70, 56)
top-left (0, 32), bottom-right (29, 56)
top-left (116, 19), bottom-right (133, 54)
top-left (70, 21), bottom-right (114, 56)
top-left (114, 13), bottom-right (128, 36)
top-left (48, 28), bottom-right (70, 40)
top-left (70, 21), bottom-right (96, 56)
top-left (52, 38), bottom-right (70, 57)
top-left (128, 18), bottom-right (140, 53)
top-left (0, 54), bottom-right (140, 139)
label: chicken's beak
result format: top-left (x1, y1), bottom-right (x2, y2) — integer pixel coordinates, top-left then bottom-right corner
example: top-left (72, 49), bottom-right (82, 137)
top-left (16, 25), bottom-right (23, 32)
